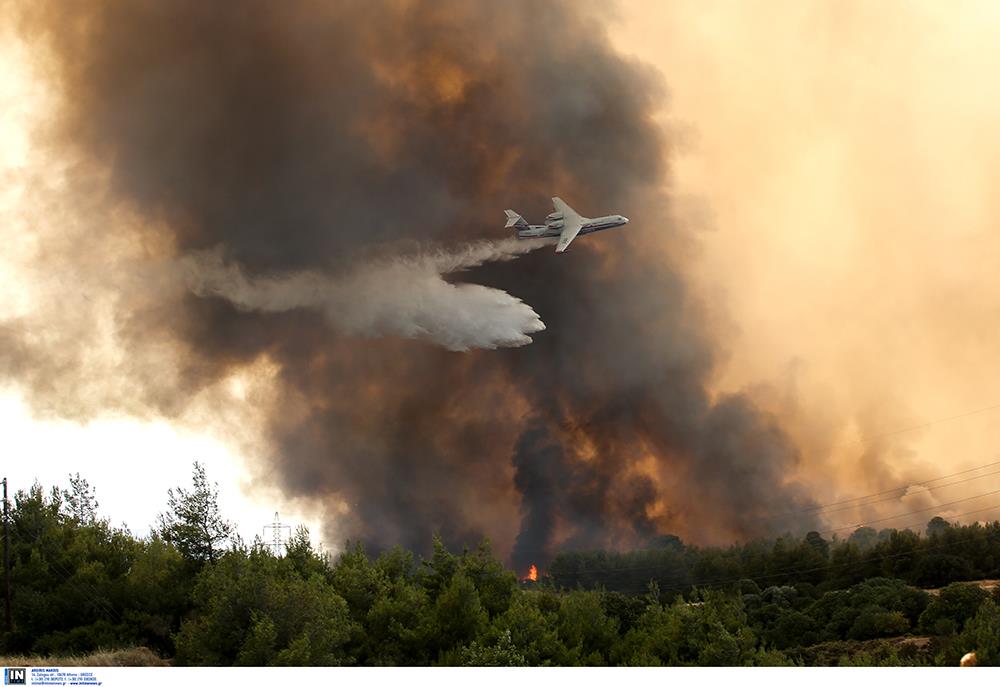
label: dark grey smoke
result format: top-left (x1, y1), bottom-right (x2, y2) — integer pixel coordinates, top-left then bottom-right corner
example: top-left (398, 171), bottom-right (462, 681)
top-left (510, 420), bottom-right (568, 572)
top-left (13, 0), bottom-right (819, 567)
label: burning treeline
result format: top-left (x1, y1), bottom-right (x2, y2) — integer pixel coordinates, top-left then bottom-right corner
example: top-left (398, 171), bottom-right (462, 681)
top-left (6, 0), bottom-right (819, 568)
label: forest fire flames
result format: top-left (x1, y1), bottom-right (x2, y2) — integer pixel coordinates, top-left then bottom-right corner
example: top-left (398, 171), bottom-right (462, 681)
top-left (523, 564), bottom-right (538, 582)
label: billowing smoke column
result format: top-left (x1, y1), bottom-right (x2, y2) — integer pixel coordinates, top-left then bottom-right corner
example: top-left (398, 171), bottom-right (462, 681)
top-left (12, 0), bottom-right (818, 566)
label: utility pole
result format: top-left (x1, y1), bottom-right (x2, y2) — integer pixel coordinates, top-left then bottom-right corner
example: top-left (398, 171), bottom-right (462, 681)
top-left (263, 512), bottom-right (291, 556)
top-left (3, 477), bottom-right (10, 633)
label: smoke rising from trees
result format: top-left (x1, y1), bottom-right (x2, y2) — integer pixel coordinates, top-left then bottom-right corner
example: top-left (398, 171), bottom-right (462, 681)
top-left (5, 0), bottom-right (819, 564)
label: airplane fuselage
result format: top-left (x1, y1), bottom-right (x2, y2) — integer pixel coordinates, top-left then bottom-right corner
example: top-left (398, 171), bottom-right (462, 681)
top-left (505, 198), bottom-right (628, 252)
top-left (516, 214), bottom-right (628, 240)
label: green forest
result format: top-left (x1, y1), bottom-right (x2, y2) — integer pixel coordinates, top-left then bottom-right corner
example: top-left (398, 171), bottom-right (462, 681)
top-left (2, 464), bottom-right (999, 666)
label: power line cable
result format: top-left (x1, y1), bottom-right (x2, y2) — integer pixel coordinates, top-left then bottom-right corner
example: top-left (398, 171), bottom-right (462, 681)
top-left (818, 487), bottom-right (1000, 536)
top-left (792, 467), bottom-right (1000, 521)
top-left (762, 459), bottom-right (1000, 520)
top-left (511, 462), bottom-right (1000, 558)
top-left (549, 504), bottom-right (1000, 594)
top-left (546, 493), bottom-right (1000, 581)
top-left (631, 520), bottom-right (1000, 596)
top-left (862, 401), bottom-right (1000, 445)
top-left (7, 508), bottom-right (127, 626)
top-left (675, 461), bottom-right (1000, 546)
top-left (654, 503), bottom-right (1000, 594)
top-left (687, 464), bottom-right (1000, 548)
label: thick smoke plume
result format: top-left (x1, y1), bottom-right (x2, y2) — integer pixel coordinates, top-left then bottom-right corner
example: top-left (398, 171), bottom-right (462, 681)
top-left (8, 0), bottom-right (820, 566)
top-left (184, 239), bottom-right (552, 351)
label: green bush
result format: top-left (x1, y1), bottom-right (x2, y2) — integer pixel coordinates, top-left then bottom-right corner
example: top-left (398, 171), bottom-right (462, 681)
top-left (918, 583), bottom-right (989, 635)
top-left (949, 600), bottom-right (1000, 666)
top-left (173, 545), bottom-right (359, 666)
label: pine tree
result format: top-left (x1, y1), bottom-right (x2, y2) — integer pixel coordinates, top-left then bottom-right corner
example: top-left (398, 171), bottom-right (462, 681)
top-left (62, 472), bottom-right (100, 524)
top-left (158, 461), bottom-right (233, 562)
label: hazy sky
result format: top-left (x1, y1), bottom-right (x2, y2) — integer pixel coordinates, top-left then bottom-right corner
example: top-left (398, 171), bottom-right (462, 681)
top-left (612, 0), bottom-right (1000, 510)
top-left (4, 1), bottom-right (1000, 548)
top-left (0, 31), bottom-right (322, 540)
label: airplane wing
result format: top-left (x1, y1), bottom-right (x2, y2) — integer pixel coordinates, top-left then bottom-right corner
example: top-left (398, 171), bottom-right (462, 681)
top-left (553, 197), bottom-right (584, 253)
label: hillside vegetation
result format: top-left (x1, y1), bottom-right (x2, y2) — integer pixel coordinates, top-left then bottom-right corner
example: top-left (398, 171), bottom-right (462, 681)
top-left (0, 647), bottom-right (168, 667)
top-left (2, 466), bottom-right (999, 666)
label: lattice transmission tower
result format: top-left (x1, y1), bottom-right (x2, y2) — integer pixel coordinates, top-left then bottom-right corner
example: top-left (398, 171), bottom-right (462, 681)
top-left (263, 511), bottom-right (291, 556)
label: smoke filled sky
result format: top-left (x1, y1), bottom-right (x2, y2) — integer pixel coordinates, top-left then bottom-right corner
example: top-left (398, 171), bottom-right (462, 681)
top-left (610, 0), bottom-right (1000, 511)
top-left (3, 1), bottom-right (1000, 562)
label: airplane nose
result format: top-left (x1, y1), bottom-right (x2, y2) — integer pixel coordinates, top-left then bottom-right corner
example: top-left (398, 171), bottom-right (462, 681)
top-left (622, 216), bottom-right (629, 224)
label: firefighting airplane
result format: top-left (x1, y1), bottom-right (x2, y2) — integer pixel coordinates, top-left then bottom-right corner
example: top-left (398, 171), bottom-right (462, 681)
top-left (504, 197), bottom-right (629, 253)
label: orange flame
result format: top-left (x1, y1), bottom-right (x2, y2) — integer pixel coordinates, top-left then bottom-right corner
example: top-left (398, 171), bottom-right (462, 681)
top-left (523, 564), bottom-right (538, 582)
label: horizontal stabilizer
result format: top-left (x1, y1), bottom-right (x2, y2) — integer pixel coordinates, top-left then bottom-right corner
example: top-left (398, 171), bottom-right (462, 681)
top-left (504, 209), bottom-right (528, 229)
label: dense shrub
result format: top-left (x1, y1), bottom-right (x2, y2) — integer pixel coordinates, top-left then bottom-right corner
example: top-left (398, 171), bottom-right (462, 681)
top-left (4, 473), bottom-right (999, 666)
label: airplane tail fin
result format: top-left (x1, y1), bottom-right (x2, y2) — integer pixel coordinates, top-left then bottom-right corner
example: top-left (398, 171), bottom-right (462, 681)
top-left (504, 209), bottom-right (528, 229)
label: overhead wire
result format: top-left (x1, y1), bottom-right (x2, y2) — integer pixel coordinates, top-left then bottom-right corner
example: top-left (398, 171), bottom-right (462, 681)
top-left (547, 503), bottom-right (1000, 595)
top-left (761, 459), bottom-right (1000, 521)
top-left (540, 462), bottom-right (1000, 583)
top-left (6, 506), bottom-right (127, 626)
top-left (511, 459), bottom-right (1000, 559)
top-left (817, 486), bottom-right (1000, 536)
top-left (680, 462), bottom-right (1000, 549)
top-left (861, 401), bottom-right (1000, 445)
